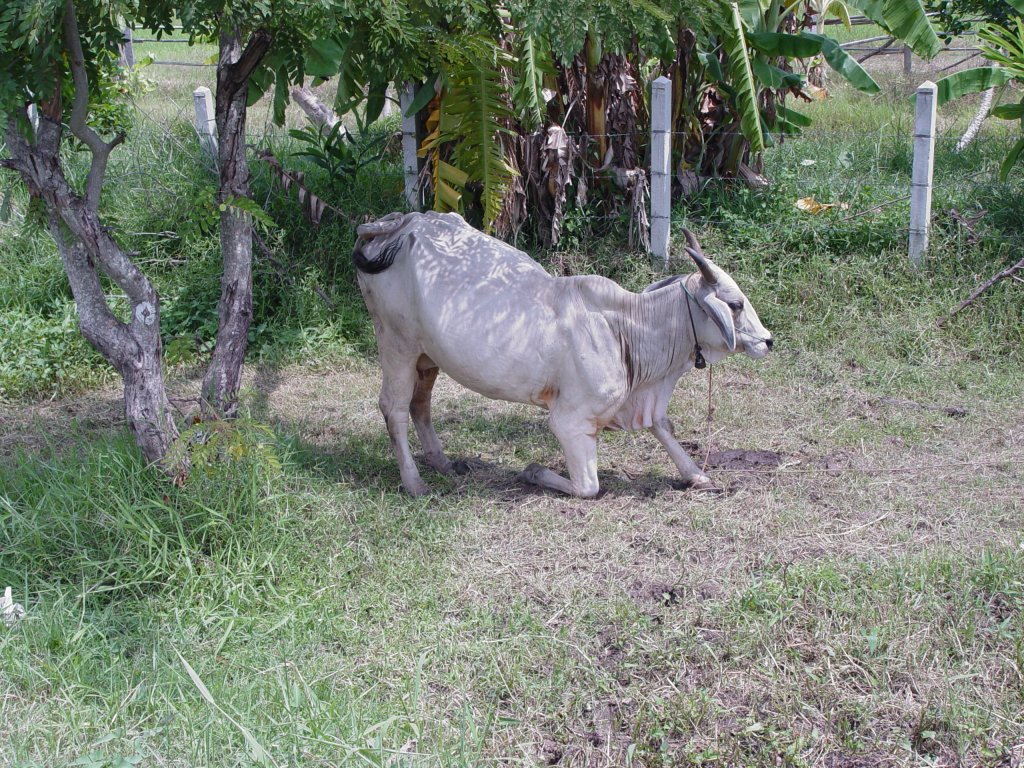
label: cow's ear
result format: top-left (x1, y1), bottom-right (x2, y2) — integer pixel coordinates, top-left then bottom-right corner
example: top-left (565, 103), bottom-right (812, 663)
top-left (702, 294), bottom-right (737, 351)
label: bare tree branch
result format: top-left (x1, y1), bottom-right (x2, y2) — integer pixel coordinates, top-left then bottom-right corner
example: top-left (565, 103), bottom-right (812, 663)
top-left (47, 210), bottom-right (136, 363)
top-left (61, 0), bottom-right (122, 211)
top-left (229, 27), bottom-right (272, 86)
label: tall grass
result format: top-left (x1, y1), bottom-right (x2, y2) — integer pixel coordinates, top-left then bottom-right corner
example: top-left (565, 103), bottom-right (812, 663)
top-left (0, 429), bottom-right (494, 766)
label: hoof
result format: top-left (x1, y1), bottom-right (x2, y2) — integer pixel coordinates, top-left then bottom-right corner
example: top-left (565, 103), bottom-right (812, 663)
top-left (451, 457), bottom-right (486, 475)
top-left (518, 462), bottom-right (546, 486)
top-left (403, 479), bottom-right (430, 497)
top-left (684, 475), bottom-right (722, 493)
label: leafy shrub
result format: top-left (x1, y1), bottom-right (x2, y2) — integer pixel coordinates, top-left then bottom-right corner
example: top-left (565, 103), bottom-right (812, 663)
top-left (0, 304), bottom-right (104, 399)
top-left (0, 425), bottom-right (292, 602)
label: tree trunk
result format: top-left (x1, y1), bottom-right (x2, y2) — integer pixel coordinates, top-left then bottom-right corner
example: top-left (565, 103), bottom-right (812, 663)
top-left (584, 32), bottom-right (608, 165)
top-left (4, 114), bottom-right (181, 470)
top-left (955, 87), bottom-right (994, 153)
top-left (291, 85), bottom-right (343, 130)
top-left (55, 227), bottom-right (179, 467)
top-left (200, 26), bottom-right (271, 419)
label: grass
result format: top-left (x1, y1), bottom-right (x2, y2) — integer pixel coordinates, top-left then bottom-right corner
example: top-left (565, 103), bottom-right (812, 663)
top-left (2, 44), bottom-right (1024, 768)
top-left (2, 348), bottom-right (1022, 765)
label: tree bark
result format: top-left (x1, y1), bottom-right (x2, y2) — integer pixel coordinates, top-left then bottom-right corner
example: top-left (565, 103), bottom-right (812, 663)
top-left (955, 86), bottom-right (994, 153)
top-left (200, 26), bottom-right (271, 419)
top-left (291, 85), bottom-right (343, 130)
top-left (0, 0), bottom-right (182, 470)
top-left (584, 32), bottom-right (608, 166)
top-left (4, 115), bottom-right (180, 470)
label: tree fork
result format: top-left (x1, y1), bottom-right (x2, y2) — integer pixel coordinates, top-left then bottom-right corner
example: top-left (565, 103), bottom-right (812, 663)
top-left (0, 0), bottom-right (182, 470)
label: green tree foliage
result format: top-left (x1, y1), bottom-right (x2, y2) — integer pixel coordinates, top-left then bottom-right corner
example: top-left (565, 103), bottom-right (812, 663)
top-left (927, 0), bottom-right (1024, 37)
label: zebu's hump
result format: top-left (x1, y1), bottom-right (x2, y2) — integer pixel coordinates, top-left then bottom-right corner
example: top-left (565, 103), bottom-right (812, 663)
top-left (355, 212), bottom-right (406, 240)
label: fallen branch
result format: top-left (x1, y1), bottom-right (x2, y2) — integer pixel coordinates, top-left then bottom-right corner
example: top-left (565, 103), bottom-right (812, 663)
top-left (937, 256), bottom-right (1024, 327)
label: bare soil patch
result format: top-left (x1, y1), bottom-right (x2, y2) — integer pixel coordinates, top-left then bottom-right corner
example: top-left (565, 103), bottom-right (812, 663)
top-left (704, 448), bottom-right (786, 470)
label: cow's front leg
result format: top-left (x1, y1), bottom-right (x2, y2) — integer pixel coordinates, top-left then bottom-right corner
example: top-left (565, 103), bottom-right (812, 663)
top-left (650, 417), bottom-right (717, 490)
top-left (519, 412), bottom-right (600, 498)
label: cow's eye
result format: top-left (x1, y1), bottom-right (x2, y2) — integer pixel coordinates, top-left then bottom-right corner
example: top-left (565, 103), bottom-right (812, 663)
top-left (728, 300), bottom-right (743, 312)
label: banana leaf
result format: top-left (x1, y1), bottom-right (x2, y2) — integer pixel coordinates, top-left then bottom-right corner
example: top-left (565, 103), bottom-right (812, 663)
top-left (747, 32), bottom-right (822, 58)
top-left (801, 32), bottom-right (880, 93)
top-left (752, 58), bottom-right (803, 89)
top-left (697, 50), bottom-right (726, 85)
top-left (272, 63), bottom-right (289, 125)
top-left (992, 102), bottom-right (1024, 120)
top-left (845, 0), bottom-right (941, 59)
top-left (364, 74), bottom-right (388, 125)
top-left (935, 67), bottom-right (1015, 106)
top-left (305, 36), bottom-right (346, 78)
top-left (721, 2), bottom-right (765, 155)
top-left (999, 135), bottom-right (1024, 181)
top-left (403, 74), bottom-right (439, 118)
top-left (776, 105), bottom-right (812, 127)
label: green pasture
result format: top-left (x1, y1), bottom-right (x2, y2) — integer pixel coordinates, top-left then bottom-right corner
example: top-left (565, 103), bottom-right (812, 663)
top-left (1, 38), bottom-right (1023, 768)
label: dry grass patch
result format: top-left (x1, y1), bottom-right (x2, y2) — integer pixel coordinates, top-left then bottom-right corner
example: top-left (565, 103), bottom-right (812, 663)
top-left (2, 349), bottom-right (1021, 766)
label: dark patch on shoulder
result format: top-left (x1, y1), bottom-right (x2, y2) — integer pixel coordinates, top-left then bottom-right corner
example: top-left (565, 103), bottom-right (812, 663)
top-left (618, 332), bottom-right (638, 389)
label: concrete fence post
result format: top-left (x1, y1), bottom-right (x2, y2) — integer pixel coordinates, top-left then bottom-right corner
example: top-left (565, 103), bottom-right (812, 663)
top-left (903, 44), bottom-right (912, 75)
top-left (650, 75), bottom-right (672, 270)
top-left (193, 86), bottom-right (218, 162)
top-left (909, 80), bottom-right (937, 267)
top-left (120, 27), bottom-right (135, 68)
top-left (400, 81), bottom-right (424, 211)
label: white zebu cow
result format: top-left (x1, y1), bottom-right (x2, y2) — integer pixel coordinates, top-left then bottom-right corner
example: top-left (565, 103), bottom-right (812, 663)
top-left (353, 211), bottom-right (772, 498)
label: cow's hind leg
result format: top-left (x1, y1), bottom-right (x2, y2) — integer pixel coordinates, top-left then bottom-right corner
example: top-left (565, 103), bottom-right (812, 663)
top-left (519, 412), bottom-right (600, 498)
top-left (410, 355), bottom-right (454, 474)
top-left (379, 349), bottom-right (429, 496)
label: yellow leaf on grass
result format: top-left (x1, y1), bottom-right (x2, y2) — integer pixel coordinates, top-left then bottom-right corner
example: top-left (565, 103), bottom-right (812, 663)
top-left (795, 197), bottom-right (850, 214)
top-left (796, 196), bottom-right (827, 213)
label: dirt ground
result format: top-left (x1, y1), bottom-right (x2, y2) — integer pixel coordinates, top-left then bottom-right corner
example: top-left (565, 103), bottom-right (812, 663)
top-left (6, 349), bottom-right (1020, 765)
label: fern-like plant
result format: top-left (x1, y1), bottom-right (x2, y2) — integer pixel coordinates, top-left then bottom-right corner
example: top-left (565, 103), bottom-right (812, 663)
top-left (418, 35), bottom-right (518, 233)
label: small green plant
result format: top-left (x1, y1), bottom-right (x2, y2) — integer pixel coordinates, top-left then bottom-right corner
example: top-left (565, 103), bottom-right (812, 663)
top-left (289, 122), bottom-right (389, 180)
top-left (168, 418), bottom-right (283, 492)
top-left (0, 303), bottom-right (104, 399)
top-left (182, 184), bottom-right (276, 239)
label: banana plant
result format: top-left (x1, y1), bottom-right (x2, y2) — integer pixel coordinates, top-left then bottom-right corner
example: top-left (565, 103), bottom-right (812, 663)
top-left (934, 8), bottom-right (1024, 179)
top-left (415, 34), bottom-right (518, 233)
top-left (689, 0), bottom-right (938, 179)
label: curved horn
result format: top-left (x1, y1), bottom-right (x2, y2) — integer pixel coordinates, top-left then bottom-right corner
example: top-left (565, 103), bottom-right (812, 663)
top-left (683, 227), bottom-right (703, 256)
top-left (682, 228), bottom-right (717, 285)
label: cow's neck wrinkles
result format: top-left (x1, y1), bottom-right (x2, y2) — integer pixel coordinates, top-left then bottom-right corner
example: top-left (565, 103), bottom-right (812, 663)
top-left (609, 280), bottom-right (694, 388)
